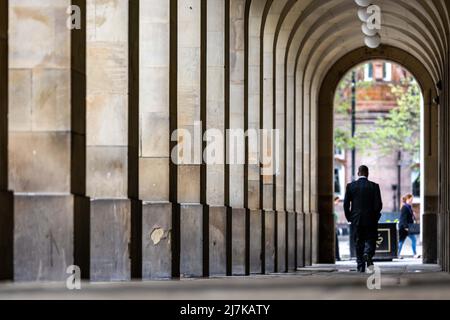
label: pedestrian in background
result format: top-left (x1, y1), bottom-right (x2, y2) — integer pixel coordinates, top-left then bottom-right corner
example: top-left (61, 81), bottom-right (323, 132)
top-left (398, 194), bottom-right (420, 259)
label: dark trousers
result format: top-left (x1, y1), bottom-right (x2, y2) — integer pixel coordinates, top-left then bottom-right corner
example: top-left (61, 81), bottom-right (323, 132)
top-left (354, 225), bottom-right (378, 266)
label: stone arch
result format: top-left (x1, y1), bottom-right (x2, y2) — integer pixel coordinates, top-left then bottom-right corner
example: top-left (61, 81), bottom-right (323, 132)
top-left (317, 45), bottom-right (439, 264)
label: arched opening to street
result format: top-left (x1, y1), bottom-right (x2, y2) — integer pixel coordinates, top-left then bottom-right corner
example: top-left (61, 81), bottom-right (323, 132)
top-left (318, 46), bottom-right (438, 269)
top-left (333, 60), bottom-right (424, 263)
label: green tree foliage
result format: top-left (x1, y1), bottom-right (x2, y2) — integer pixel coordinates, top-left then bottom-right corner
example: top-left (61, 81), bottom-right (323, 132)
top-left (334, 72), bottom-right (421, 166)
top-left (368, 80), bottom-right (421, 161)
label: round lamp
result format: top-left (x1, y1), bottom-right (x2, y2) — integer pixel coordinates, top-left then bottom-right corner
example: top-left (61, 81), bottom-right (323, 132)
top-left (362, 23), bottom-right (378, 36)
top-left (364, 34), bottom-right (381, 48)
top-left (355, 0), bottom-right (372, 7)
top-left (357, 7), bottom-right (370, 22)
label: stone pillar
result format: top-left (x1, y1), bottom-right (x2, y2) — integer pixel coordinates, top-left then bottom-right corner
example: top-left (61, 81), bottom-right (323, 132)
top-left (317, 87), bottom-right (335, 264)
top-left (7, 0), bottom-right (74, 281)
top-left (264, 3), bottom-right (287, 274)
top-left (292, 53), bottom-right (304, 268)
top-left (85, 0), bottom-right (131, 281)
top-left (7, 0), bottom-right (76, 281)
top-left (0, 0), bottom-right (13, 281)
top-left (137, 0), bottom-right (173, 280)
top-left (303, 92), bottom-right (312, 266)
top-left (228, 0), bottom-right (248, 277)
top-left (206, 0), bottom-right (228, 276)
top-left (310, 89), bottom-right (319, 264)
top-left (247, 0), bottom-right (266, 274)
top-left (177, 0), bottom-right (204, 277)
top-left (279, 19), bottom-right (296, 272)
top-left (422, 87), bottom-right (439, 264)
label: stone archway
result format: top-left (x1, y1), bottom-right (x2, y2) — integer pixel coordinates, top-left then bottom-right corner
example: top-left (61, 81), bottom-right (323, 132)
top-left (317, 45), bottom-right (439, 265)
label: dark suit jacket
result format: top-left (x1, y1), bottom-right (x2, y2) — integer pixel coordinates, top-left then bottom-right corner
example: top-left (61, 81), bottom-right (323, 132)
top-left (344, 178), bottom-right (383, 227)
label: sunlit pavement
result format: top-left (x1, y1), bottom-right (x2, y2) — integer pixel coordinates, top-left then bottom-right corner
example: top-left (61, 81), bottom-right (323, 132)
top-left (1, 259), bottom-right (449, 300)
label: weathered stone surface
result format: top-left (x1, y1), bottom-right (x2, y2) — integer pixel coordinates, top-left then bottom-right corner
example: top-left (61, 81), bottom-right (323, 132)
top-left (277, 211), bottom-right (286, 273)
top-left (263, 184), bottom-right (273, 210)
top-left (90, 199), bottom-right (131, 282)
top-left (297, 212), bottom-right (305, 268)
top-left (247, 180), bottom-right (260, 210)
top-left (180, 204), bottom-right (203, 277)
top-left (232, 208), bottom-right (246, 275)
top-left (14, 195), bottom-right (74, 282)
top-left (86, 94), bottom-right (128, 146)
top-left (8, 69), bottom-right (32, 131)
top-left (86, 146), bottom-right (128, 198)
top-left (178, 165), bottom-right (201, 204)
top-left (207, 164), bottom-right (225, 206)
top-left (265, 211), bottom-right (275, 274)
top-left (140, 112), bottom-right (170, 158)
top-left (31, 69), bottom-right (71, 131)
top-left (304, 213), bottom-right (312, 267)
top-left (312, 212), bottom-right (319, 264)
top-left (229, 165), bottom-right (244, 208)
top-left (86, 42), bottom-right (128, 95)
top-left (142, 202), bottom-right (172, 279)
top-left (87, 0), bottom-right (128, 43)
top-left (209, 206), bottom-right (227, 276)
top-left (139, 158), bottom-right (169, 202)
top-left (287, 212), bottom-right (296, 271)
top-left (140, 67), bottom-right (170, 115)
top-left (8, 132), bottom-right (71, 193)
top-left (249, 210), bottom-right (262, 274)
top-left (9, 4), bottom-right (70, 69)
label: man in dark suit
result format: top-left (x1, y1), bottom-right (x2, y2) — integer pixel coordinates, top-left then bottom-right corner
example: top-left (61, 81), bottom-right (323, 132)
top-left (344, 165), bottom-right (383, 272)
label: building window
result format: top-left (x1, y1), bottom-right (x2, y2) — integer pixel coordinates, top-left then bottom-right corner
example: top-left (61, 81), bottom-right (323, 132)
top-left (334, 146), bottom-right (345, 159)
top-left (364, 63), bottom-right (373, 81)
top-left (334, 168), bottom-right (341, 195)
top-left (334, 164), bottom-right (346, 198)
top-left (383, 62), bottom-right (392, 81)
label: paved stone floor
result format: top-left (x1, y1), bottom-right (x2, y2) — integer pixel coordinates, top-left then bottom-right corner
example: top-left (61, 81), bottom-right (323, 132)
top-left (1, 259), bottom-right (450, 300)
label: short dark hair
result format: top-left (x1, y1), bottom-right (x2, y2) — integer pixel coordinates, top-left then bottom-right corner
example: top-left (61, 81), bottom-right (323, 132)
top-left (358, 165), bottom-right (369, 177)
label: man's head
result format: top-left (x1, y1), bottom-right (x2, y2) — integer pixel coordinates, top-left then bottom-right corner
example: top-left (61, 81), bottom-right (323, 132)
top-left (358, 165), bottom-right (369, 178)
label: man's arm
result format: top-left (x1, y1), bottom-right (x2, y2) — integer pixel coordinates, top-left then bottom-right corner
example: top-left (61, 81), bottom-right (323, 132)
top-left (375, 184), bottom-right (383, 220)
top-left (343, 184), bottom-right (352, 222)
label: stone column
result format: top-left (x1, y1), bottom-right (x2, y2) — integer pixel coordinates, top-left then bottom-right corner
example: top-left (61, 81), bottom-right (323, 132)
top-left (303, 87), bottom-right (312, 266)
top-left (264, 3), bottom-right (287, 274)
top-left (275, 10), bottom-right (296, 273)
top-left (85, 0), bottom-right (131, 281)
top-left (292, 50), bottom-right (304, 269)
top-left (206, 0), bottom-right (229, 276)
top-left (8, 0), bottom-right (73, 281)
top-left (310, 89), bottom-right (319, 264)
top-left (422, 87), bottom-right (439, 264)
top-left (247, 0), bottom-right (266, 274)
top-left (177, 0), bottom-right (204, 277)
top-left (248, 0), bottom-right (276, 273)
top-left (137, 0), bottom-right (172, 279)
top-left (229, 0), bottom-right (247, 276)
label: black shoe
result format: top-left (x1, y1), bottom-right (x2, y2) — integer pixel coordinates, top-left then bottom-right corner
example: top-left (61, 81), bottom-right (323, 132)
top-left (364, 254), bottom-right (374, 268)
top-left (357, 263), bottom-right (366, 273)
